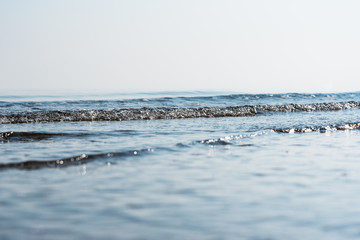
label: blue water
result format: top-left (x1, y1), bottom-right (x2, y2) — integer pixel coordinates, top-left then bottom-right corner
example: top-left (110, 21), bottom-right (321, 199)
top-left (2, 91), bottom-right (360, 239)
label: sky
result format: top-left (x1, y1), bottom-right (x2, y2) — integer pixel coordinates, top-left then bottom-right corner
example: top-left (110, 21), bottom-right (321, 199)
top-left (1, 0), bottom-right (360, 94)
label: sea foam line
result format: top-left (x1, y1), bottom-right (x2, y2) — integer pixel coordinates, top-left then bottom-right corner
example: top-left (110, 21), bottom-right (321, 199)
top-left (1, 101), bottom-right (360, 124)
top-left (272, 122), bottom-right (360, 133)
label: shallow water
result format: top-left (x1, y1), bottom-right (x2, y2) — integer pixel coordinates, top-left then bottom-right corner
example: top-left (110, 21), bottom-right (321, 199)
top-left (1, 92), bottom-right (360, 239)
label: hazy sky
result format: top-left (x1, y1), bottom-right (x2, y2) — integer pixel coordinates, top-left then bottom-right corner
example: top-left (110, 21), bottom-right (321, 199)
top-left (1, 0), bottom-right (360, 94)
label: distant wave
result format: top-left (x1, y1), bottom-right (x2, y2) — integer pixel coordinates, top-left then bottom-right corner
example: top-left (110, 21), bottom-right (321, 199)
top-left (1, 101), bottom-right (360, 124)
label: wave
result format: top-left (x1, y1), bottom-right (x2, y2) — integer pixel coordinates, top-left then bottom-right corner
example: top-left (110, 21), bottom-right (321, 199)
top-left (0, 106), bottom-right (257, 124)
top-left (0, 131), bottom-right (90, 142)
top-left (0, 148), bottom-right (154, 170)
top-left (1, 101), bottom-right (360, 124)
top-left (256, 101), bottom-right (360, 112)
top-left (273, 122), bottom-right (360, 133)
top-left (2, 120), bottom-right (360, 170)
top-left (199, 136), bottom-right (241, 145)
top-left (200, 122), bottom-right (360, 146)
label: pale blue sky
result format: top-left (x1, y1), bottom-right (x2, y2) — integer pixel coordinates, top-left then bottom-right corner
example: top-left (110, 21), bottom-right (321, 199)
top-left (1, 0), bottom-right (360, 93)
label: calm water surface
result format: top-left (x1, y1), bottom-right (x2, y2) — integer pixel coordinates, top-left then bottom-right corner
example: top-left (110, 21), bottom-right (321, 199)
top-left (1, 91), bottom-right (360, 240)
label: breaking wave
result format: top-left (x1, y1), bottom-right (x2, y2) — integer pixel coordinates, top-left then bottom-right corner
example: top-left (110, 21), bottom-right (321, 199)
top-left (273, 122), bottom-right (360, 133)
top-left (1, 101), bottom-right (360, 124)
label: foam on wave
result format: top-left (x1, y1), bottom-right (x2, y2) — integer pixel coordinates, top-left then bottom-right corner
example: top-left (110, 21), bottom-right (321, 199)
top-left (273, 122), bottom-right (360, 133)
top-left (1, 101), bottom-right (360, 124)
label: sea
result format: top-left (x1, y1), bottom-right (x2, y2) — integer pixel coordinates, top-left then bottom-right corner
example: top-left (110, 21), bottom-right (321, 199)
top-left (2, 91), bottom-right (360, 240)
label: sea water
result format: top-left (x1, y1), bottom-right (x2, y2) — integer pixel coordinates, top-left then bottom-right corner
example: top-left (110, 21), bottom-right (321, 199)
top-left (1, 92), bottom-right (360, 239)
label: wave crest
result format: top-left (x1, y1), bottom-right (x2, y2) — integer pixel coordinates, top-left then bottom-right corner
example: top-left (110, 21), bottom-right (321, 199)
top-left (273, 123), bottom-right (360, 133)
top-left (1, 101), bottom-right (360, 124)
top-left (0, 148), bottom-right (154, 170)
